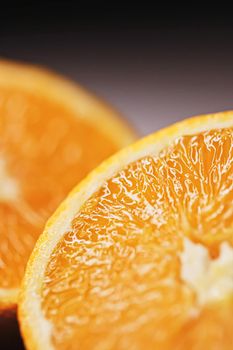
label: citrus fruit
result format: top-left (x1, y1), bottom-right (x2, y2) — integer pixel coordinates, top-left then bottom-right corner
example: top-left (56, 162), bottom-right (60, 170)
top-left (19, 112), bottom-right (233, 350)
top-left (0, 59), bottom-right (136, 313)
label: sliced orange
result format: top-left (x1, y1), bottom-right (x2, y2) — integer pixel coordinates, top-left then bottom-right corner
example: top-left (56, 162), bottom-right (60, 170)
top-left (0, 59), bottom-right (136, 313)
top-left (19, 112), bottom-right (233, 350)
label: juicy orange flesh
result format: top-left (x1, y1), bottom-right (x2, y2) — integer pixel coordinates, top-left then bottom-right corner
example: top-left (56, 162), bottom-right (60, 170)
top-left (0, 87), bottom-right (119, 289)
top-left (42, 128), bottom-right (233, 349)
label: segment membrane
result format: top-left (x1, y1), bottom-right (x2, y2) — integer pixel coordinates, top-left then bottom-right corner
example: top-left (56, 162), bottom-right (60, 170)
top-left (42, 128), bottom-right (233, 349)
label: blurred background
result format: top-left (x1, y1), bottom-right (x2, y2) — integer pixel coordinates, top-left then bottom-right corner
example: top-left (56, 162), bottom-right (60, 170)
top-left (1, 4), bottom-right (233, 137)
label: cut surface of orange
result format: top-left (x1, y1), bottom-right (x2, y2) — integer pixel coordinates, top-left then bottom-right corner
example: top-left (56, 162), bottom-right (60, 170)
top-left (19, 112), bottom-right (233, 350)
top-left (0, 59), bottom-right (136, 312)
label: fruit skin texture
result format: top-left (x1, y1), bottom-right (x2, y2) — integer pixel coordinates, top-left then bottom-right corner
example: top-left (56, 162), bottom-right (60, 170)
top-left (19, 111), bottom-right (233, 350)
top-left (0, 60), bottom-right (136, 329)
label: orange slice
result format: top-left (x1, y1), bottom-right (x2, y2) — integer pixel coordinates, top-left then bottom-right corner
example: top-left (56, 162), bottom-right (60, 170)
top-left (0, 59), bottom-right (136, 313)
top-left (19, 112), bottom-right (233, 350)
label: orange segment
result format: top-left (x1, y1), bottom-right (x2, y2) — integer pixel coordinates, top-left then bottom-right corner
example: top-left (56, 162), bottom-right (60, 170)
top-left (19, 112), bottom-right (233, 350)
top-left (0, 60), bottom-right (136, 310)
top-left (173, 300), bottom-right (233, 349)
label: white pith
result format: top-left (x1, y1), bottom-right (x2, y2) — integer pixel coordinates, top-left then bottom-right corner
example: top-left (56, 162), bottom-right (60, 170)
top-left (180, 238), bottom-right (233, 307)
top-left (19, 112), bottom-right (233, 350)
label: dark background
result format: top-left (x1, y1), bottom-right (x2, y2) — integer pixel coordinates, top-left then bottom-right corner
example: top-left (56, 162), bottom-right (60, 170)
top-left (0, 4), bottom-right (233, 349)
top-left (1, 5), bottom-right (233, 136)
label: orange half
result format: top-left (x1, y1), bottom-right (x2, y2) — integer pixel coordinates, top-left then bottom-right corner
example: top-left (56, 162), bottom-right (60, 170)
top-left (0, 59), bottom-right (136, 312)
top-left (19, 112), bottom-right (233, 350)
